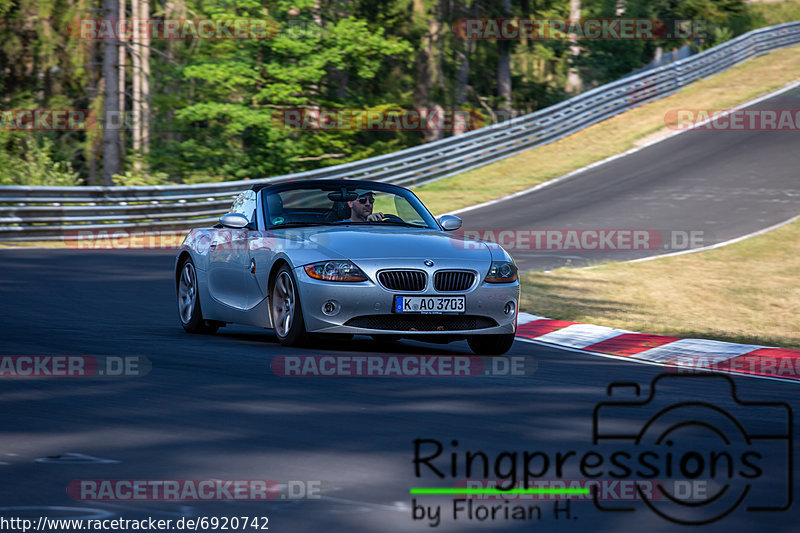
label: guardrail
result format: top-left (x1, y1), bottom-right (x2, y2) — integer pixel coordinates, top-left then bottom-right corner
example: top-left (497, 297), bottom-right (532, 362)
top-left (3, 22), bottom-right (800, 241)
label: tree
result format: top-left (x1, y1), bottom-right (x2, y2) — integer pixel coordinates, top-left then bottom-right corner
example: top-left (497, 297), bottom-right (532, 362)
top-left (159, 2), bottom-right (412, 179)
top-left (496, 0), bottom-right (513, 114)
top-left (565, 0), bottom-right (582, 93)
top-left (102, 0), bottom-right (121, 183)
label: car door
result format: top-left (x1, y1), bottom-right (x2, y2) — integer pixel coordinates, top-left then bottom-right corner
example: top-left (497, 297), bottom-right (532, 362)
top-left (242, 190), bottom-right (274, 310)
top-left (207, 190), bottom-right (257, 310)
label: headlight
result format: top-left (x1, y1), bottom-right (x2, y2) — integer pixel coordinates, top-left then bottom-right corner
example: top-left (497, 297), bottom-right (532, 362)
top-left (303, 260), bottom-right (368, 282)
top-left (485, 261), bottom-right (517, 283)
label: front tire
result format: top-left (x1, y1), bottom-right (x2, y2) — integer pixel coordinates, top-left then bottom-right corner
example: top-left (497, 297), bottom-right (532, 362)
top-left (467, 333), bottom-right (515, 355)
top-left (270, 265), bottom-right (306, 346)
top-left (177, 258), bottom-right (219, 334)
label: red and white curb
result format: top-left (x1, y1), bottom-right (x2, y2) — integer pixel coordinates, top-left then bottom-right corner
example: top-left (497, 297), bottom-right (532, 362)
top-left (515, 312), bottom-right (800, 383)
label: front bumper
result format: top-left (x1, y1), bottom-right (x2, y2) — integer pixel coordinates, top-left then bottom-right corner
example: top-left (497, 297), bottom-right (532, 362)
top-left (294, 259), bottom-right (519, 336)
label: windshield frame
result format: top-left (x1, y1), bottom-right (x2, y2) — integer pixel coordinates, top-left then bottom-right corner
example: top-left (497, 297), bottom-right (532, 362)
top-left (258, 180), bottom-right (440, 231)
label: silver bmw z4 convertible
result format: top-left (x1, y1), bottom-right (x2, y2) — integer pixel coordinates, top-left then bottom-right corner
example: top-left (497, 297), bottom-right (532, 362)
top-left (174, 179), bottom-right (520, 355)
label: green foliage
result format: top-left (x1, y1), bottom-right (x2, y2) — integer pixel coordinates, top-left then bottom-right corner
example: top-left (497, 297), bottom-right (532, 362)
top-left (710, 26), bottom-right (735, 48)
top-left (576, 0), bottom-right (756, 83)
top-left (748, 0), bottom-right (800, 28)
top-left (0, 136), bottom-right (80, 186)
top-left (111, 169), bottom-right (172, 187)
top-left (153, 3), bottom-right (413, 180)
top-left (0, 0), bottom-right (789, 186)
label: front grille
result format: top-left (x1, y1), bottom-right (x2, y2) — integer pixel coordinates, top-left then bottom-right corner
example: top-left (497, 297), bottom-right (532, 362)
top-left (345, 315), bottom-right (497, 331)
top-left (434, 270), bottom-right (476, 292)
top-left (378, 270), bottom-right (426, 291)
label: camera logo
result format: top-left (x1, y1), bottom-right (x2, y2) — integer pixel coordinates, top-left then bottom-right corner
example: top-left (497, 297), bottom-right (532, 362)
top-left (592, 374), bottom-right (792, 525)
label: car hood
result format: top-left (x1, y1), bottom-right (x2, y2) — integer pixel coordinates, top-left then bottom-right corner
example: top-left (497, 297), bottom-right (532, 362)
top-left (285, 226), bottom-right (492, 261)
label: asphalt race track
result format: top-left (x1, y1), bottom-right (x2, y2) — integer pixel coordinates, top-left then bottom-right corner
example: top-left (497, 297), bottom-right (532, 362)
top-left (461, 88), bottom-right (800, 270)
top-left (0, 248), bottom-right (797, 532)
top-left (2, 89), bottom-right (800, 533)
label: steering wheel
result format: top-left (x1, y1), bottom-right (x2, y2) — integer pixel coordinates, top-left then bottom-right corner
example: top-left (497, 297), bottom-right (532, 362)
top-left (380, 213), bottom-right (405, 223)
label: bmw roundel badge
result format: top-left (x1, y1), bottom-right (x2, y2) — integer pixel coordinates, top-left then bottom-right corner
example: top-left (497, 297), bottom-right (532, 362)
top-left (424, 259), bottom-right (434, 267)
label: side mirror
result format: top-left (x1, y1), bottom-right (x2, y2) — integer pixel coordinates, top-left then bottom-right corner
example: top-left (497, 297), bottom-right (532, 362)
top-left (219, 213), bottom-right (249, 229)
top-left (438, 215), bottom-right (462, 231)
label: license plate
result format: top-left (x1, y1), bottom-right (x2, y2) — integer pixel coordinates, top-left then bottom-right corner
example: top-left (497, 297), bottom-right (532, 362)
top-left (394, 295), bottom-right (465, 314)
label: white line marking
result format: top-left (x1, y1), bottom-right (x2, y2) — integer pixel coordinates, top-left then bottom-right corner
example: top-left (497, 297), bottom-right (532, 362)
top-left (515, 337), bottom-right (800, 385)
top-left (34, 452), bottom-right (119, 464)
top-left (633, 338), bottom-right (764, 363)
top-left (320, 496), bottom-right (408, 512)
top-left (517, 313), bottom-right (546, 326)
top-left (535, 323), bottom-right (632, 349)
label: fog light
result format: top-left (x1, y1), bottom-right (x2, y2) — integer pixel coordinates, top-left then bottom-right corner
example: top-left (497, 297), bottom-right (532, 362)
top-left (322, 300), bottom-right (340, 316)
top-left (504, 301), bottom-right (516, 315)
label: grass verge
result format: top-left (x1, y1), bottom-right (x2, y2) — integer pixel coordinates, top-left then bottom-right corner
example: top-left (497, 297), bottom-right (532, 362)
top-left (0, 240), bottom-right (69, 248)
top-left (415, 46), bottom-right (800, 215)
top-left (519, 217), bottom-right (800, 349)
top-left (751, 0), bottom-right (800, 27)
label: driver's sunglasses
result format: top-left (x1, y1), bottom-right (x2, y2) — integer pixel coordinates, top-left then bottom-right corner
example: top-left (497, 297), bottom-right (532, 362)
top-left (357, 195), bottom-right (375, 204)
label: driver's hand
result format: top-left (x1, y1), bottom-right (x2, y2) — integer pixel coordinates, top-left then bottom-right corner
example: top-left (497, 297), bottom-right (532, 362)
top-left (366, 212), bottom-right (385, 222)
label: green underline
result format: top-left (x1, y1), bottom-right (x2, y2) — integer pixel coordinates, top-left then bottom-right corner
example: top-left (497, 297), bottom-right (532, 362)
top-left (410, 487), bottom-right (590, 495)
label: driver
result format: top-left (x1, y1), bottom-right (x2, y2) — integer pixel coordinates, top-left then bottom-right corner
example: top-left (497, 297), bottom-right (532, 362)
top-left (348, 190), bottom-right (385, 222)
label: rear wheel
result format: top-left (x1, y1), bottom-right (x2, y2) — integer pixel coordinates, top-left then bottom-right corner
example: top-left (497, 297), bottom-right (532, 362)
top-left (467, 334), bottom-right (515, 355)
top-left (270, 265), bottom-right (306, 346)
top-left (177, 259), bottom-right (219, 334)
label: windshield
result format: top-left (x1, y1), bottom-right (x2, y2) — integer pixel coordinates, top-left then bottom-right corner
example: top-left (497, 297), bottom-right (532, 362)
top-left (261, 183), bottom-right (439, 229)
